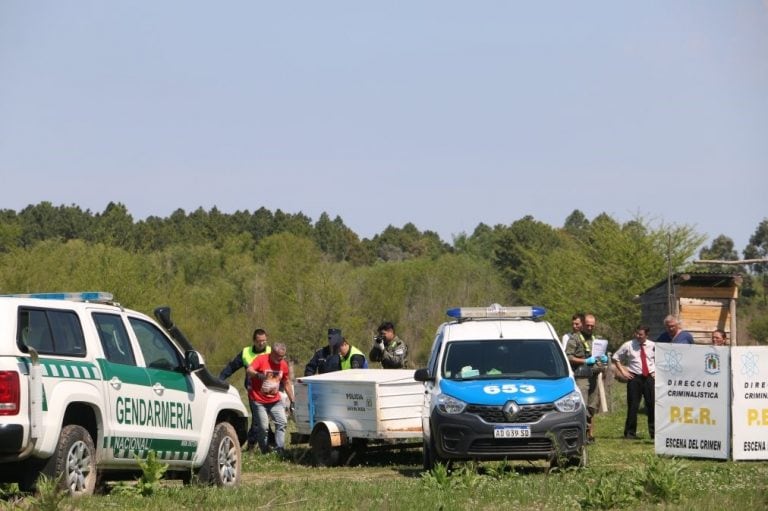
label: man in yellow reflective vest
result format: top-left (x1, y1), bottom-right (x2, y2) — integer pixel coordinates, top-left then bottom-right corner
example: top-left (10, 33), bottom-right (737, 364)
top-left (219, 328), bottom-right (271, 451)
top-left (339, 337), bottom-right (368, 370)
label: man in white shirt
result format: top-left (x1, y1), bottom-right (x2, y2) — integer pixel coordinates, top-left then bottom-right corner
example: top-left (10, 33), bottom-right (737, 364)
top-left (612, 325), bottom-right (655, 440)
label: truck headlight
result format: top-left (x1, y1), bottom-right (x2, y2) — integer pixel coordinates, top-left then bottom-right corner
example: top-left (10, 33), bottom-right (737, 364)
top-left (554, 391), bottom-right (583, 413)
top-left (437, 394), bottom-right (467, 414)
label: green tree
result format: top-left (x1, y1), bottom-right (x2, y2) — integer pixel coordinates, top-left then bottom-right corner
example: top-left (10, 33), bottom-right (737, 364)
top-left (700, 234), bottom-right (738, 261)
top-left (492, 213), bottom-right (704, 343)
top-left (0, 212), bottom-right (22, 252)
top-left (371, 223), bottom-right (450, 261)
top-left (744, 218), bottom-right (768, 270)
top-left (563, 209), bottom-right (590, 240)
top-left (255, 233), bottom-right (347, 363)
top-left (92, 202), bottom-right (135, 248)
top-left (249, 207), bottom-right (275, 242)
top-left (18, 201), bottom-right (61, 246)
top-left (697, 234), bottom-right (751, 297)
top-left (493, 215), bottom-right (561, 291)
top-left (314, 212), bottom-right (360, 262)
top-left (272, 209), bottom-right (313, 238)
top-left (453, 223), bottom-right (503, 261)
top-left (349, 254), bottom-right (509, 364)
top-left (744, 218), bottom-right (768, 305)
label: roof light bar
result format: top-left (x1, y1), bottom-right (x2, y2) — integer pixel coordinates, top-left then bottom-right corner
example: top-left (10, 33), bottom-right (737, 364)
top-left (446, 303), bottom-right (546, 320)
top-left (0, 291), bottom-right (114, 303)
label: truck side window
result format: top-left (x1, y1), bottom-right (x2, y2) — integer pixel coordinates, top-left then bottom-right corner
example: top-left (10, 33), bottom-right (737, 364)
top-left (92, 312), bottom-right (136, 366)
top-left (17, 308), bottom-right (86, 357)
top-left (129, 318), bottom-right (182, 371)
top-left (49, 310), bottom-right (87, 356)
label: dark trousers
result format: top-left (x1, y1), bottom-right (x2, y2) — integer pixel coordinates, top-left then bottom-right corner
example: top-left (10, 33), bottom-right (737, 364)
top-left (625, 374), bottom-right (655, 437)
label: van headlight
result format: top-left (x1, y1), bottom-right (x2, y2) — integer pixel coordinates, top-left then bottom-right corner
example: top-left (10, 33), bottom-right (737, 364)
top-left (554, 391), bottom-right (583, 413)
top-left (437, 394), bottom-right (467, 414)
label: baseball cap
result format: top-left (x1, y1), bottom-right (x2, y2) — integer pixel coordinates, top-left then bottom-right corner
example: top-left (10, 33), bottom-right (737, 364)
top-left (328, 328), bottom-right (342, 348)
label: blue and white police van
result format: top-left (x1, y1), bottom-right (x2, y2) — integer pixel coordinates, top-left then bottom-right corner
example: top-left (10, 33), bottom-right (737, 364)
top-left (414, 304), bottom-right (587, 470)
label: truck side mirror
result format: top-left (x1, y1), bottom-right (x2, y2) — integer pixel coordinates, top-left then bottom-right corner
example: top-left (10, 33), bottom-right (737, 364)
top-left (185, 350), bottom-right (203, 372)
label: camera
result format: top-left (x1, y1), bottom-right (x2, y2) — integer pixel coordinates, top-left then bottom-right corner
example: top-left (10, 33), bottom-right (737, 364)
top-left (374, 334), bottom-right (385, 344)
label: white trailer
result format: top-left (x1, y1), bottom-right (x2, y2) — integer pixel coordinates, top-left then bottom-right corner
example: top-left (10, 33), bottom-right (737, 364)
top-left (293, 369), bottom-right (423, 466)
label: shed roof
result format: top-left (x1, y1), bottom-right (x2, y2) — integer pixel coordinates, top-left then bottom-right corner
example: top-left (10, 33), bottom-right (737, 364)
top-left (640, 272), bottom-right (742, 296)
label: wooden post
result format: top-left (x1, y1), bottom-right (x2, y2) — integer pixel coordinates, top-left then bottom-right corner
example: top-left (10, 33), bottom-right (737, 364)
top-left (730, 297), bottom-right (738, 346)
top-left (597, 373), bottom-right (608, 413)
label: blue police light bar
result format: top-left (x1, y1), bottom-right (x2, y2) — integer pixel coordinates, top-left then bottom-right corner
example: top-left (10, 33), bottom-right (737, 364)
top-left (446, 303), bottom-right (546, 320)
top-left (0, 291), bottom-right (114, 303)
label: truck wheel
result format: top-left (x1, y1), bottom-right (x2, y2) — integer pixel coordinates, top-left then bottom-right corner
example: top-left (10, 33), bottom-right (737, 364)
top-left (42, 424), bottom-right (97, 496)
top-left (197, 422), bottom-right (241, 487)
top-left (310, 427), bottom-right (340, 467)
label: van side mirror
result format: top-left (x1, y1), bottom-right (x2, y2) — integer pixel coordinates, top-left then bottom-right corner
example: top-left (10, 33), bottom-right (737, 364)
top-left (414, 367), bottom-right (433, 382)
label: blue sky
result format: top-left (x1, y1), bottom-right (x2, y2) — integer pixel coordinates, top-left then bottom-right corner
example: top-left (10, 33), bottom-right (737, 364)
top-left (1, 1), bottom-right (766, 253)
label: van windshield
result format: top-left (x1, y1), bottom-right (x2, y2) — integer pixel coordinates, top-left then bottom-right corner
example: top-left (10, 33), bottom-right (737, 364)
top-left (442, 339), bottom-right (568, 380)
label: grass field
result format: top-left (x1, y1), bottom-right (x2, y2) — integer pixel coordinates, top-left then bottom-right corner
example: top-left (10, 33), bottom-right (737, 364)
top-left (4, 391), bottom-right (768, 511)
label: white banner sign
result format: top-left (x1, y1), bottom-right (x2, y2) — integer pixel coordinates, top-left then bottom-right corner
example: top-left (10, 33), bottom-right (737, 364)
top-left (731, 346), bottom-right (768, 460)
top-left (655, 344), bottom-right (730, 459)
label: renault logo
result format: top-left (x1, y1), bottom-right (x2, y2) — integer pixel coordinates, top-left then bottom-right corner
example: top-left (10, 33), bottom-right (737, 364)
top-left (503, 401), bottom-right (520, 420)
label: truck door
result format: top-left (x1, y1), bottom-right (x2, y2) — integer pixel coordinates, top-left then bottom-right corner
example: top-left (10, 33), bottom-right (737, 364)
top-left (92, 312), bottom-right (152, 467)
top-left (127, 317), bottom-right (206, 464)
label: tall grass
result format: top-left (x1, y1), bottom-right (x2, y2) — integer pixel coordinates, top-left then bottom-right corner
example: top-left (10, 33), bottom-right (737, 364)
top-left (5, 390), bottom-right (768, 510)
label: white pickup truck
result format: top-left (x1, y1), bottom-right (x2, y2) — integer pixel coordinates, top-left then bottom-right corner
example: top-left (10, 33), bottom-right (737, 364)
top-left (0, 292), bottom-right (248, 495)
top-left (292, 369), bottom-right (423, 466)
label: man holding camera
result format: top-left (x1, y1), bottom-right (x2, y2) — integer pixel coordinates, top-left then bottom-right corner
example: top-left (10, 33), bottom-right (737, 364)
top-left (369, 321), bottom-right (408, 369)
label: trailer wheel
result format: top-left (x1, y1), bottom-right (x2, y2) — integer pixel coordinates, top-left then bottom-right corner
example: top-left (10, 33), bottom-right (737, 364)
top-left (310, 426), bottom-right (340, 467)
top-left (42, 424), bottom-right (97, 496)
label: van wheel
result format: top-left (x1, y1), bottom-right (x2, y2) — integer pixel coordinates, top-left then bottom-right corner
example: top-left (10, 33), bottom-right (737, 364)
top-left (310, 426), bottom-right (340, 467)
top-left (550, 443), bottom-right (588, 470)
top-left (567, 444), bottom-right (588, 468)
top-left (42, 424), bottom-right (97, 496)
top-left (198, 422), bottom-right (241, 487)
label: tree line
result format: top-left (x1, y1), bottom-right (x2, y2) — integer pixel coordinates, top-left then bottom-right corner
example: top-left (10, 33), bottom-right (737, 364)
top-left (0, 201), bottom-right (449, 264)
top-left (1, 202), bottom-right (766, 369)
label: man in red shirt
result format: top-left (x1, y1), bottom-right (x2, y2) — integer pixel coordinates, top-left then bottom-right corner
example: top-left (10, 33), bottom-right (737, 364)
top-left (246, 343), bottom-right (295, 455)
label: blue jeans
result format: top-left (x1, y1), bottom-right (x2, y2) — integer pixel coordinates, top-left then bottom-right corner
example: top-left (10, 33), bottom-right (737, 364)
top-left (251, 399), bottom-right (287, 452)
top-left (247, 400), bottom-right (260, 446)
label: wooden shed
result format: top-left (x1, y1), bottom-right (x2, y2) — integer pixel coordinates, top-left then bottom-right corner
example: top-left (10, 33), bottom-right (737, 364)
top-left (636, 272), bottom-right (742, 345)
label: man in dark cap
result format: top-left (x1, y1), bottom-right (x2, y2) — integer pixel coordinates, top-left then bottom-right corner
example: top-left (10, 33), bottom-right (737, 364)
top-left (303, 328), bottom-right (343, 375)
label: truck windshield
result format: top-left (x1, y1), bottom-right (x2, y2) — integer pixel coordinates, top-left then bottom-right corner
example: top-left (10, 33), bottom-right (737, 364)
top-left (442, 339), bottom-right (568, 380)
